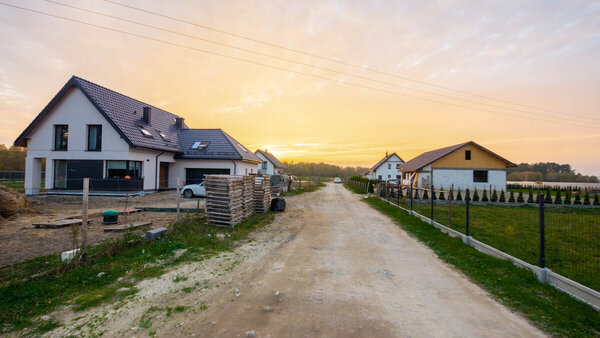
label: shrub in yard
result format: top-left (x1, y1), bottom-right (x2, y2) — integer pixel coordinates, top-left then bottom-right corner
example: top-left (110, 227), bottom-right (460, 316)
top-left (491, 189), bottom-right (498, 202)
top-left (574, 193), bottom-right (582, 205)
top-left (544, 188), bottom-right (553, 204)
top-left (481, 189), bottom-right (489, 202)
top-left (535, 192), bottom-right (540, 203)
top-left (554, 189), bottom-right (562, 204)
top-left (398, 187), bottom-right (404, 198)
top-left (499, 190), bottom-right (506, 202)
top-left (508, 191), bottom-right (515, 203)
top-left (413, 189), bottom-right (420, 200)
top-left (527, 188), bottom-right (534, 204)
top-left (593, 194), bottom-right (599, 206)
top-left (517, 191), bottom-right (524, 203)
top-left (472, 189), bottom-right (480, 202)
top-left (564, 190), bottom-right (572, 205)
top-left (422, 189), bottom-right (429, 200)
top-left (583, 191), bottom-right (591, 205)
top-left (455, 189), bottom-right (463, 201)
top-left (431, 189), bottom-right (437, 200)
top-left (438, 187), bottom-right (445, 200)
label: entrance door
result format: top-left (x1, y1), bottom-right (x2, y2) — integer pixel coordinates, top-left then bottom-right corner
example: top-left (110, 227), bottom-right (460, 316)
top-left (159, 163), bottom-right (169, 188)
top-left (185, 168), bottom-right (230, 185)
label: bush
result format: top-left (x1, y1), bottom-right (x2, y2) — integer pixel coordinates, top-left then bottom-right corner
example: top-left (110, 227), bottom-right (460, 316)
top-left (398, 187), bottom-right (404, 198)
top-left (535, 192), bottom-right (540, 204)
top-left (438, 187), bottom-right (445, 200)
top-left (422, 189), bottom-right (429, 200)
top-left (527, 188), bottom-right (534, 203)
top-left (593, 194), bottom-right (599, 206)
top-left (472, 189), bottom-right (480, 202)
top-left (491, 189), bottom-right (498, 202)
top-left (554, 189), bottom-right (562, 204)
top-left (432, 189), bottom-right (437, 200)
top-left (574, 193), bottom-right (582, 205)
top-left (499, 190), bottom-right (506, 202)
top-left (413, 189), bottom-right (420, 200)
top-left (583, 192), bottom-right (591, 205)
top-left (544, 189), bottom-right (553, 204)
top-left (508, 191), bottom-right (516, 203)
top-left (517, 191), bottom-right (524, 203)
top-left (564, 190), bottom-right (572, 205)
top-left (455, 189), bottom-right (463, 201)
top-left (481, 189), bottom-right (489, 202)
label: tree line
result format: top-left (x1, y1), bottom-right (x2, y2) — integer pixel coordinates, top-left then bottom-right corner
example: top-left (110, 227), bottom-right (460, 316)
top-left (507, 162), bottom-right (598, 183)
top-left (0, 145), bottom-right (26, 171)
top-left (284, 161), bottom-right (368, 178)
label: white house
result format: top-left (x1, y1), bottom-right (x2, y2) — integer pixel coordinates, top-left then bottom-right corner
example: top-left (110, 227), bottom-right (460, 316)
top-left (370, 152), bottom-right (404, 181)
top-left (254, 149), bottom-right (286, 175)
top-left (14, 76), bottom-right (262, 195)
top-left (399, 141), bottom-right (516, 190)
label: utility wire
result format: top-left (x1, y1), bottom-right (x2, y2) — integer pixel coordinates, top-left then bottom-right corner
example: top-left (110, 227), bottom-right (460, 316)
top-left (0, 2), bottom-right (595, 129)
top-left (44, 0), bottom-right (598, 125)
top-left (104, 0), bottom-right (596, 122)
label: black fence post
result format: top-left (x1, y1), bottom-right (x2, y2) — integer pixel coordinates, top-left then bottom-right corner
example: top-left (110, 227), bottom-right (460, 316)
top-left (410, 186), bottom-right (413, 212)
top-left (430, 184), bottom-right (434, 222)
top-left (465, 188), bottom-right (470, 237)
top-left (397, 185), bottom-right (400, 206)
top-left (539, 194), bottom-right (546, 269)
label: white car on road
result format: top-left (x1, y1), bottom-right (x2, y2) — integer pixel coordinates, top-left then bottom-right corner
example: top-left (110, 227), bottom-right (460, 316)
top-left (181, 181), bottom-right (206, 198)
top-left (334, 177), bottom-right (342, 184)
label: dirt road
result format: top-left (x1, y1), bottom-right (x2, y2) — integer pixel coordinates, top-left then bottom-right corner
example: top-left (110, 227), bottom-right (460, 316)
top-left (49, 183), bottom-right (543, 337)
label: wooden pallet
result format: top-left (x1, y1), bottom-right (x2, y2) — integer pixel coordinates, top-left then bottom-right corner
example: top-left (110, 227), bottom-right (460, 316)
top-left (103, 222), bottom-right (152, 232)
top-left (253, 174), bottom-right (272, 213)
top-left (205, 175), bottom-right (246, 228)
top-left (33, 219), bottom-right (91, 229)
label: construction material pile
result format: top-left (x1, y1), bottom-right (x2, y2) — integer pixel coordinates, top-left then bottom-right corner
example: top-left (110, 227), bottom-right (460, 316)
top-left (0, 185), bottom-right (31, 218)
top-left (253, 174), bottom-right (271, 213)
top-left (242, 176), bottom-right (255, 218)
top-left (205, 175), bottom-right (244, 227)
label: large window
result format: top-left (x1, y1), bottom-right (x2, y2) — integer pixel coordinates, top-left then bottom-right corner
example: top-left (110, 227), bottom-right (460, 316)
top-left (87, 125), bottom-right (102, 151)
top-left (473, 170), bottom-right (488, 183)
top-left (106, 160), bottom-right (142, 179)
top-left (54, 125), bottom-right (68, 150)
top-left (54, 160), bottom-right (67, 189)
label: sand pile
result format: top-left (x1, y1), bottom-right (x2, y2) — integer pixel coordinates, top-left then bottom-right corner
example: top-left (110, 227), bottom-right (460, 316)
top-left (0, 185), bottom-right (31, 218)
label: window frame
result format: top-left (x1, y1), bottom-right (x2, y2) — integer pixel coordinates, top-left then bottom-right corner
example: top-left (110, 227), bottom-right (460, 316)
top-left (473, 170), bottom-right (488, 183)
top-left (465, 150), bottom-right (471, 160)
top-left (54, 124), bottom-right (68, 151)
top-left (105, 160), bottom-right (143, 179)
top-left (87, 125), bottom-right (102, 151)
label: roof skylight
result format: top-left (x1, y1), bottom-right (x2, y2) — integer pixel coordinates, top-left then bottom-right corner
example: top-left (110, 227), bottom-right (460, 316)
top-left (137, 125), bottom-right (153, 138)
top-left (191, 141), bottom-right (209, 149)
top-left (156, 129), bottom-right (170, 142)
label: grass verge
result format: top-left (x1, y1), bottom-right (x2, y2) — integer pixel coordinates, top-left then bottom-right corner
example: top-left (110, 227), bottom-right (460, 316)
top-left (0, 211), bottom-right (275, 333)
top-left (343, 183), bottom-right (367, 194)
top-left (282, 182), bottom-right (326, 197)
top-left (364, 197), bottom-right (600, 337)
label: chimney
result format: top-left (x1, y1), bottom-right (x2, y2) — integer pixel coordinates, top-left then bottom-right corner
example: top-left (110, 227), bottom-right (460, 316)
top-left (175, 117), bottom-right (184, 129)
top-left (142, 107), bottom-right (151, 124)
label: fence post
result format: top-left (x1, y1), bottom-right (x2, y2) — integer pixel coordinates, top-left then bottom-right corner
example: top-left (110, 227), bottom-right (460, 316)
top-left (449, 189), bottom-right (452, 227)
top-left (539, 194), bottom-right (545, 269)
top-left (397, 185), bottom-right (400, 206)
top-left (81, 177), bottom-right (89, 261)
top-left (465, 188), bottom-right (470, 238)
top-left (410, 186), bottom-right (413, 214)
top-left (176, 177), bottom-right (181, 223)
top-left (430, 184), bottom-right (434, 223)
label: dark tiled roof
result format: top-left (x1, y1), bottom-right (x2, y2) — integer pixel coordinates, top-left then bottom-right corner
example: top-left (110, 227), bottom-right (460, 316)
top-left (178, 129), bottom-right (262, 162)
top-left (255, 149), bottom-right (286, 169)
top-left (370, 152), bottom-right (404, 171)
top-left (400, 141), bottom-right (516, 172)
top-left (14, 76), bottom-right (261, 162)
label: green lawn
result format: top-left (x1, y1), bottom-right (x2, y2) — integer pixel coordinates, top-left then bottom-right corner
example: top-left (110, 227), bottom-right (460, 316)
top-left (386, 195), bottom-right (600, 292)
top-left (365, 197), bottom-right (600, 337)
top-left (282, 181), bottom-right (326, 197)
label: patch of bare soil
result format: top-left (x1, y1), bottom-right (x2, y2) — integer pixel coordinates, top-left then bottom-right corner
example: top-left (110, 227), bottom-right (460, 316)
top-left (41, 184), bottom-right (543, 337)
top-left (0, 191), bottom-right (203, 266)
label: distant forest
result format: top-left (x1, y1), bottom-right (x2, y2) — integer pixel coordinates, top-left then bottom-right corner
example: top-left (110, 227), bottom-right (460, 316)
top-left (507, 162), bottom-right (598, 183)
top-left (0, 145), bottom-right (26, 171)
top-left (284, 161), bottom-right (368, 178)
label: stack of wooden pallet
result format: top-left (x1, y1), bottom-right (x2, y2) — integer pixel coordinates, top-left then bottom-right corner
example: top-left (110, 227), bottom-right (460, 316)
top-left (242, 175), bottom-right (255, 218)
top-left (205, 175), bottom-right (244, 228)
top-left (253, 174), bottom-right (271, 213)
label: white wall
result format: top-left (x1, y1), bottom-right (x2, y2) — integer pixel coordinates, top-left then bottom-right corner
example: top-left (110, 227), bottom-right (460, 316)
top-left (169, 159), bottom-right (258, 186)
top-left (431, 168), bottom-right (506, 191)
top-left (374, 154), bottom-right (404, 180)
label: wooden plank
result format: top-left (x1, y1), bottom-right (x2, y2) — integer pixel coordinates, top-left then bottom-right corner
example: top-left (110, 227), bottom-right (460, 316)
top-left (34, 219), bottom-right (90, 229)
top-left (103, 222), bottom-right (153, 232)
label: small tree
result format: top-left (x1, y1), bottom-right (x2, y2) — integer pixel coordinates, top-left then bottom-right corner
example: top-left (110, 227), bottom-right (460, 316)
top-left (432, 188), bottom-right (437, 200)
top-left (544, 188), bottom-right (553, 204)
top-left (535, 192), bottom-right (540, 203)
top-left (508, 191), bottom-right (516, 203)
top-left (413, 189), bottom-right (420, 200)
top-left (564, 190), bottom-right (572, 205)
top-left (583, 191), bottom-right (591, 205)
top-left (526, 188), bottom-right (534, 203)
top-left (398, 187), bottom-right (404, 198)
top-left (574, 192), bottom-right (582, 205)
top-left (481, 189), bottom-right (489, 202)
top-left (438, 187), bottom-right (445, 200)
top-left (554, 189), bottom-right (562, 204)
top-left (422, 189), bottom-right (429, 200)
top-left (491, 189), bottom-right (498, 202)
top-left (499, 190), bottom-right (506, 202)
top-left (456, 189), bottom-right (463, 201)
top-left (517, 191), bottom-right (524, 203)
top-left (593, 194), bottom-right (599, 206)
top-left (472, 189), bottom-right (480, 202)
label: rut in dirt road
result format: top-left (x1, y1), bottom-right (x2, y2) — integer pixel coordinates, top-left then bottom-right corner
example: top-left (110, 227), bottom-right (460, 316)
top-left (181, 183), bottom-right (544, 337)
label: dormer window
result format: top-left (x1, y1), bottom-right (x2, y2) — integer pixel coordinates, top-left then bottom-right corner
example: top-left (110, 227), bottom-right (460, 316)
top-left (191, 141), bottom-right (209, 149)
top-left (156, 129), bottom-right (170, 142)
top-left (137, 125), bottom-right (153, 138)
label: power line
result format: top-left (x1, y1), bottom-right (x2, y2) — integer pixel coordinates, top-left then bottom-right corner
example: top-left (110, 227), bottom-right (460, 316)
top-left (44, 0), bottom-right (598, 125)
top-left (0, 2), bottom-right (595, 129)
top-left (104, 0), bottom-right (596, 122)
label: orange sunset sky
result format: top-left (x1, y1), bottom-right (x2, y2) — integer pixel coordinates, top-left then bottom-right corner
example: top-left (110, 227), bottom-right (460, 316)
top-left (1, 1), bottom-right (599, 175)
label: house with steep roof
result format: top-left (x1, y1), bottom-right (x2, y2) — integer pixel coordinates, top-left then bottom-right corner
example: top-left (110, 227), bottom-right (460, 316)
top-left (14, 76), bottom-right (263, 195)
top-left (254, 149), bottom-right (286, 175)
top-left (399, 141), bottom-right (516, 190)
top-left (370, 152), bottom-right (404, 181)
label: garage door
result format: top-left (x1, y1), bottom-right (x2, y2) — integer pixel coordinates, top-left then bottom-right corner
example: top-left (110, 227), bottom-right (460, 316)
top-left (185, 168), bottom-right (230, 185)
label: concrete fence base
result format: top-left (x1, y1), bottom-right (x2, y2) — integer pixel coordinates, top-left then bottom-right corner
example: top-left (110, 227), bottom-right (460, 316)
top-left (379, 197), bottom-right (600, 311)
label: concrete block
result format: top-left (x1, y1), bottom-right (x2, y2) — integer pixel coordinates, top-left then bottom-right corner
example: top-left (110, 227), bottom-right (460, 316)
top-left (61, 248), bottom-right (80, 262)
top-left (145, 227), bottom-right (167, 240)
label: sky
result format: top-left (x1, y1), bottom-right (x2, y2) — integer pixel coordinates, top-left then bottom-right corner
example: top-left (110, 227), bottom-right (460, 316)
top-left (0, 0), bottom-right (599, 175)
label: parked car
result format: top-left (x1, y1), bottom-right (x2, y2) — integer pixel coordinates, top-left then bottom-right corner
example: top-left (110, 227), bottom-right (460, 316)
top-left (386, 178), bottom-right (399, 186)
top-left (181, 181), bottom-right (206, 198)
top-left (334, 177), bottom-right (342, 184)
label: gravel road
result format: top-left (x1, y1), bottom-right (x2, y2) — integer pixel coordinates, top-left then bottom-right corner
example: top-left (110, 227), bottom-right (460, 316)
top-left (48, 183), bottom-right (544, 337)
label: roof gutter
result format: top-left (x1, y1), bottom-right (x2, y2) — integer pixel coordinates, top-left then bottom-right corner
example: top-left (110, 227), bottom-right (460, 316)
top-left (231, 160), bottom-right (237, 175)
